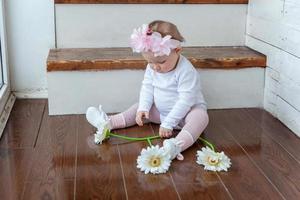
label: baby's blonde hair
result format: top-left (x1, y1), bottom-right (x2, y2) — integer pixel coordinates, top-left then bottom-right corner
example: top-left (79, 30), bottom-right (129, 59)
top-left (148, 20), bottom-right (185, 42)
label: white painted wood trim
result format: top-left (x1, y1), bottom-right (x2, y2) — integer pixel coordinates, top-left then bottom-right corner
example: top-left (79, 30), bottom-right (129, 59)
top-left (0, 0), bottom-right (10, 87)
top-left (0, 93), bottom-right (15, 139)
top-left (13, 88), bottom-right (48, 99)
top-left (0, 0), bottom-right (11, 127)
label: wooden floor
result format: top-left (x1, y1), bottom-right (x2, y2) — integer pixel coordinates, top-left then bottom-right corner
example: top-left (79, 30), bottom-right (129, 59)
top-left (0, 100), bottom-right (300, 200)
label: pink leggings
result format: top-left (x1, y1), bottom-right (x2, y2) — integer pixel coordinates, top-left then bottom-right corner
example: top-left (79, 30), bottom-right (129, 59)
top-left (109, 103), bottom-right (209, 152)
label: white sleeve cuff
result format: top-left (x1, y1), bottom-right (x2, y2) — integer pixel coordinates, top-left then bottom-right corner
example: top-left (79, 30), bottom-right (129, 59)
top-left (137, 103), bottom-right (152, 112)
top-left (160, 123), bottom-right (173, 130)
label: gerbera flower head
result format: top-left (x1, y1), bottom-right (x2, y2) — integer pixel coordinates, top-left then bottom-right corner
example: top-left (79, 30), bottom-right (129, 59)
top-left (137, 145), bottom-right (172, 174)
top-left (94, 126), bottom-right (110, 144)
top-left (196, 146), bottom-right (231, 172)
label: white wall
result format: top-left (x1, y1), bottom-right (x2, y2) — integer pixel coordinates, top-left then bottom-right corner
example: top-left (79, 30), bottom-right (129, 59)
top-left (56, 4), bottom-right (247, 48)
top-left (246, 0), bottom-right (300, 136)
top-left (4, 0), bottom-right (55, 98)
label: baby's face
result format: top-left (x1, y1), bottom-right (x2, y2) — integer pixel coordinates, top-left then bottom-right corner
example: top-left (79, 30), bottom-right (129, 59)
top-left (142, 50), bottom-right (180, 73)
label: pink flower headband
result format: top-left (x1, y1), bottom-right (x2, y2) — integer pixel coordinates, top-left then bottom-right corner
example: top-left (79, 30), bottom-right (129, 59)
top-left (130, 24), bottom-right (181, 57)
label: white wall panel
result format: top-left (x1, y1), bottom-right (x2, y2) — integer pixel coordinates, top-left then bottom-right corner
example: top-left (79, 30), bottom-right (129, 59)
top-left (56, 4), bottom-right (247, 48)
top-left (48, 68), bottom-right (264, 115)
top-left (248, 0), bottom-right (284, 21)
top-left (277, 97), bottom-right (300, 137)
top-left (247, 0), bottom-right (300, 136)
top-left (280, 50), bottom-right (300, 84)
top-left (283, 27), bottom-right (300, 58)
top-left (5, 0), bottom-right (55, 96)
top-left (247, 0), bottom-right (300, 57)
top-left (278, 74), bottom-right (300, 111)
top-left (264, 91), bottom-right (278, 117)
top-left (247, 16), bottom-right (284, 50)
top-left (247, 35), bottom-right (300, 84)
top-left (246, 35), bottom-right (282, 71)
top-left (283, 0), bottom-right (300, 31)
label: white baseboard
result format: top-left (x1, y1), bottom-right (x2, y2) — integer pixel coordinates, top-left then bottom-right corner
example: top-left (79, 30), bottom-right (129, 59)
top-left (0, 93), bottom-right (16, 139)
top-left (13, 88), bottom-right (48, 99)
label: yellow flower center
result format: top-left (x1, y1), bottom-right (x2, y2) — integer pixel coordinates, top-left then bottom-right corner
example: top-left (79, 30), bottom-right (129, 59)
top-left (207, 156), bottom-right (220, 166)
top-left (149, 156), bottom-right (161, 167)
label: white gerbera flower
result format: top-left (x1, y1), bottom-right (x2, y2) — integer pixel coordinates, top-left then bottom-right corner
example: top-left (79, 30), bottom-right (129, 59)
top-left (94, 132), bottom-right (105, 144)
top-left (94, 126), bottom-right (110, 144)
top-left (86, 105), bottom-right (111, 144)
top-left (137, 145), bottom-right (172, 174)
top-left (196, 146), bottom-right (231, 172)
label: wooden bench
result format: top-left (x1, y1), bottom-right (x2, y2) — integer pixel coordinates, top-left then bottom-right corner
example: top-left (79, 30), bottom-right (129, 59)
top-left (47, 46), bottom-right (265, 71)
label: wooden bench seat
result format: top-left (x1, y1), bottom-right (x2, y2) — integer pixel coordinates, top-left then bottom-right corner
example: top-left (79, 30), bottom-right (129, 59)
top-left (47, 46), bottom-right (266, 72)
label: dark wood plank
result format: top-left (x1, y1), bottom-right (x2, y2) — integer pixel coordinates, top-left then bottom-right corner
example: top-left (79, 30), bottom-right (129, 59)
top-left (27, 106), bottom-right (78, 181)
top-left (22, 179), bottom-right (74, 200)
top-left (116, 124), bottom-right (180, 199)
top-left (47, 46), bottom-right (266, 71)
top-left (75, 115), bottom-right (127, 199)
top-left (151, 124), bottom-right (233, 200)
top-left (0, 149), bottom-right (34, 200)
top-left (213, 109), bottom-right (300, 199)
top-left (204, 110), bottom-right (284, 200)
top-left (55, 0), bottom-right (248, 4)
top-left (245, 108), bottom-right (300, 163)
top-left (0, 99), bottom-right (46, 149)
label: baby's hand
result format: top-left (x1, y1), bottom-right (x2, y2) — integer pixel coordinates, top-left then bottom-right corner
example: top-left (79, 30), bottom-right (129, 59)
top-left (136, 111), bottom-right (149, 126)
top-left (159, 126), bottom-right (173, 138)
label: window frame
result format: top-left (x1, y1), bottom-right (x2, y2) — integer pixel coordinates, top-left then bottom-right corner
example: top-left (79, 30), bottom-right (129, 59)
top-left (0, 0), bottom-right (12, 138)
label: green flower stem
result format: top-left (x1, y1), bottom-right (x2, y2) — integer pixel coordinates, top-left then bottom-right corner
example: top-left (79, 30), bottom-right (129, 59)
top-left (146, 138), bottom-right (153, 146)
top-left (198, 137), bottom-right (215, 152)
top-left (109, 132), bottom-right (160, 142)
top-left (107, 130), bottom-right (215, 152)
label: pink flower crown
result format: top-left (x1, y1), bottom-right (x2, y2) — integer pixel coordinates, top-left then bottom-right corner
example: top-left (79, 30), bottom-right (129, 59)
top-left (130, 24), bottom-right (181, 57)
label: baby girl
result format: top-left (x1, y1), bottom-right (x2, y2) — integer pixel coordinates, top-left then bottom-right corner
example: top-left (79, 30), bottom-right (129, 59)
top-left (86, 20), bottom-right (209, 161)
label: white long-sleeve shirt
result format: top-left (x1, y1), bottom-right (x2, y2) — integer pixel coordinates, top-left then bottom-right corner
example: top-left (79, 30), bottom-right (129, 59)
top-left (138, 55), bottom-right (207, 130)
